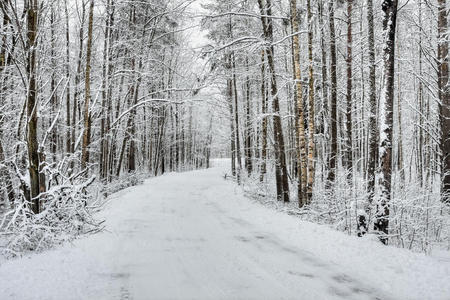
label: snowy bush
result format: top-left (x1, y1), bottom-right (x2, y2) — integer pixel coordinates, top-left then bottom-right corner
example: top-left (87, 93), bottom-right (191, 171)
top-left (236, 164), bottom-right (449, 254)
top-left (100, 172), bottom-right (146, 197)
top-left (0, 176), bottom-right (103, 257)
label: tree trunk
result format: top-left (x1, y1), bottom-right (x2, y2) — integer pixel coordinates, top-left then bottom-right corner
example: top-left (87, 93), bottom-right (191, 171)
top-left (306, 0), bottom-right (316, 203)
top-left (26, 0), bottom-right (44, 213)
top-left (327, 0), bottom-right (338, 187)
top-left (81, 0), bottom-right (94, 171)
top-left (376, 0), bottom-right (398, 244)
top-left (49, 6), bottom-right (57, 161)
top-left (318, 0), bottom-right (329, 185)
top-left (417, 0), bottom-right (424, 187)
top-left (290, 0), bottom-right (308, 206)
top-left (99, 0), bottom-right (112, 179)
top-left (0, 7), bottom-right (15, 206)
top-left (438, 0), bottom-right (450, 202)
top-left (72, 0), bottom-right (86, 156)
top-left (231, 51), bottom-right (242, 182)
top-left (366, 0), bottom-right (377, 210)
top-left (346, 0), bottom-right (353, 181)
top-left (257, 0), bottom-right (290, 202)
top-left (64, 0), bottom-right (71, 156)
top-left (260, 49), bottom-right (267, 182)
top-left (228, 73), bottom-right (236, 177)
top-left (244, 56), bottom-right (253, 175)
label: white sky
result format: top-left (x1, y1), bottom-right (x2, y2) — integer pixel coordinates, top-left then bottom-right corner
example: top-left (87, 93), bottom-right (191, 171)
top-left (184, 0), bottom-right (211, 49)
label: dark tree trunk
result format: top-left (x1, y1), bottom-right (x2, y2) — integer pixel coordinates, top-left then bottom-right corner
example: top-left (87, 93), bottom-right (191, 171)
top-left (244, 57), bottom-right (253, 175)
top-left (64, 0), bottom-right (71, 156)
top-left (260, 50), bottom-right (267, 182)
top-left (26, 0), bottom-right (44, 213)
top-left (367, 0), bottom-right (377, 210)
top-left (257, 0), bottom-right (290, 202)
top-left (228, 73), bottom-right (236, 177)
top-left (376, 0), bottom-right (399, 244)
top-left (72, 0), bottom-right (87, 156)
top-left (438, 0), bottom-right (450, 202)
top-left (346, 0), bottom-right (353, 181)
top-left (231, 51), bottom-right (242, 183)
top-left (327, 0), bottom-right (338, 187)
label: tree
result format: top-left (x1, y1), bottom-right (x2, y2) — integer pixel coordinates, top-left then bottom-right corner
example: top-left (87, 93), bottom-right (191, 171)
top-left (257, 0), bottom-right (290, 202)
top-left (290, 0), bottom-right (307, 206)
top-left (306, 0), bottom-right (316, 203)
top-left (437, 0), bottom-right (450, 202)
top-left (345, 0), bottom-right (353, 181)
top-left (327, 0), bottom-right (338, 188)
top-left (26, 0), bottom-right (44, 213)
top-left (81, 0), bottom-right (95, 172)
top-left (366, 0), bottom-right (377, 216)
top-left (376, 0), bottom-right (399, 244)
top-left (0, 2), bottom-right (15, 206)
top-left (260, 50), bottom-right (268, 182)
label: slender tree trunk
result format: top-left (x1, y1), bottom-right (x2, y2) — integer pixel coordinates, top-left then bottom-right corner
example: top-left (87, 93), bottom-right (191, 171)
top-left (318, 0), bottom-right (329, 184)
top-left (73, 0), bottom-right (86, 155)
top-left (376, 0), bottom-right (398, 244)
top-left (396, 53), bottom-right (404, 183)
top-left (81, 0), bottom-right (94, 171)
top-left (128, 60), bottom-right (142, 173)
top-left (257, 0), bottom-right (290, 202)
top-left (438, 0), bottom-right (450, 202)
top-left (228, 73), bottom-right (236, 177)
top-left (327, 0), bottom-right (338, 187)
top-left (306, 0), bottom-right (316, 203)
top-left (99, 0), bottom-right (111, 179)
top-left (290, 0), bottom-right (308, 206)
top-left (64, 0), bottom-right (71, 156)
top-left (346, 0), bottom-right (353, 181)
top-left (26, 0), bottom-right (44, 213)
top-left (417, 0), bottom-right (424, 187)
top-left (105, 0), bottom-right (115, 180)
top-left (231, 51), bottom-right (242, 182)
top-left (366, 0), bottom-right (377, 210)
top-left (244, 57), bottom-right (253, 175)
top-left (0, 8), bottom-right (15, 206)
top-left (49, 6), bottom-right (57, 160)
top-left (358, 0), bottom-right (377, 237)
top-left (260, 50), bottom-right (267, 182)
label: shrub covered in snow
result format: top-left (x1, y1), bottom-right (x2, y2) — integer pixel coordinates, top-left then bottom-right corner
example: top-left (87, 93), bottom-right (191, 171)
top-left (235, 163), bottom-right (450, 254)
top-left (0, 176), bottom-right (103, 257)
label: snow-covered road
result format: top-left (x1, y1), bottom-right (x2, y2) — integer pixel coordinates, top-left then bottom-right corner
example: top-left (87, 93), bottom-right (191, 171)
top-left (1, 162), bottom-right (449, 300)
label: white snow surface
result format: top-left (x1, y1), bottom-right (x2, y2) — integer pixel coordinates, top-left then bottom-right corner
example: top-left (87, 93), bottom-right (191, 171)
top-left (1, 160), bottom-right (449, 300)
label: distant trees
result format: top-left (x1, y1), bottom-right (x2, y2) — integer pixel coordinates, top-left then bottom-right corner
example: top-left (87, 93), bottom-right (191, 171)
top-left (0, 0), bottom-right (213, 214)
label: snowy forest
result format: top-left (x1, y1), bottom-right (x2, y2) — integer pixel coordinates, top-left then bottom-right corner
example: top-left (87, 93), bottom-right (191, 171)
top-left (0, 0), bottom-right (449, 288)
top-left (0, 0), bottom-right (450, 298)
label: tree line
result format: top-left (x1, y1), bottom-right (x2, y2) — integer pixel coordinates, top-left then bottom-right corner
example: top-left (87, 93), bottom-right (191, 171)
top-left (202, 0), bottom-right (449, 249)
top-left (0, 0), bottom-right (212, 215)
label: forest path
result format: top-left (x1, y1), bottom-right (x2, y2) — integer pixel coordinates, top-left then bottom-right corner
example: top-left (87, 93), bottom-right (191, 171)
top-left (1, 160), bottom-right (449, 300)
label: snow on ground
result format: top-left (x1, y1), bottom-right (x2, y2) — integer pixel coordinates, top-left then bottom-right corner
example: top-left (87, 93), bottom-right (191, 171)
top-left (0, 159), bottom-right (449, 300)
